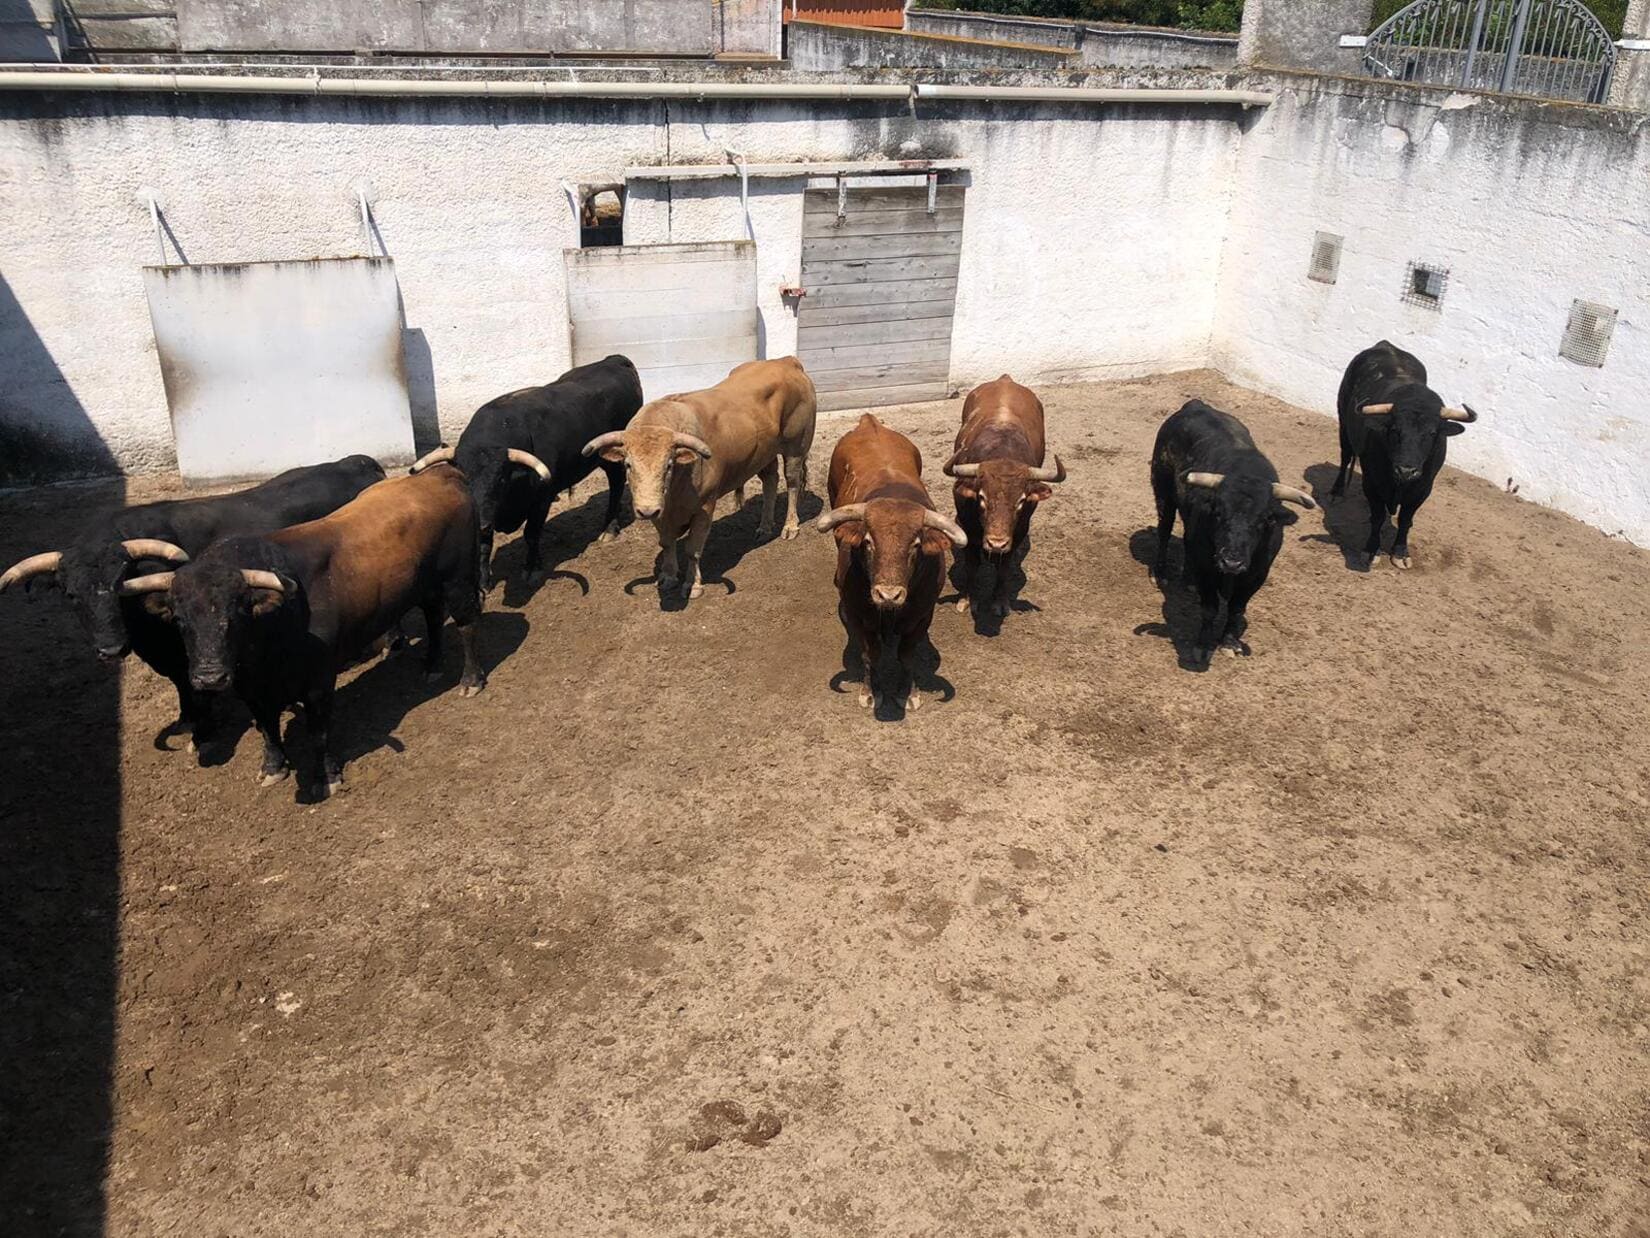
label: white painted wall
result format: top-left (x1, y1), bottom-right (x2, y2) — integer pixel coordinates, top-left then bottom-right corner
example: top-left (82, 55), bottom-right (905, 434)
top-left (0, 93), bottom-right (1241, 481)
top-left (1212, 78), bottom-right (1650, 545)
top-left (3, 79), bottom-right (1645, 547)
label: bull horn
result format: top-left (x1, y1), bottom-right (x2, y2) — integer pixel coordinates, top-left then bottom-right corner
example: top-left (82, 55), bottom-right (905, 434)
top-left (1184, 472), bottom-right (1225, 489)
top-left (944, 458), bottom-right (981, 479)
top-left (1359, 402), bottom-right (1395, 416)
top-left (1441, 404), bottom-right (1478, 423)
top-left (505, 448), bottom-right (552, 481)
top-left (671, 433), bottom-right (713, 460)
top-left (582, 431), bottom-right (626, 459)
top-left (409, 445), bottom-right (456, 474)
top-left (814, 504), bottom-right (867, 533)
top-left (1272, 483), bottom-right (1318, 509)
top-left (0, 551), bottom-right (63, 592)
top-left (121, 538), bottom-right (190, 564)
top-left (118, 571), bottom-right (175, 596)
top-left (1028, 455), bottom-right (1067, 484)
top-left (241, 570), bottom-right (286, 594)
top-left (922, 509), bottom-right (969, 549)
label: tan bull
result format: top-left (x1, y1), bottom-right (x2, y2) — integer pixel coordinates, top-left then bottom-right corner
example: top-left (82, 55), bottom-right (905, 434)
top-left (583, 357), bottom-right (817, 600)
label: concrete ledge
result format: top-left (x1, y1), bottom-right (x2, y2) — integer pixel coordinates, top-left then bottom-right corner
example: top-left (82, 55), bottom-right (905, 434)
top-left (788, 18), bottom-right (1079, 72)
top-left (907, 8), bottom-right (1239, 70)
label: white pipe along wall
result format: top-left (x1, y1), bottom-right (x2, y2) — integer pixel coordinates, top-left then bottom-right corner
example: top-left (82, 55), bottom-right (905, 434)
top-left (0, 70), bottom-right (1645, 548)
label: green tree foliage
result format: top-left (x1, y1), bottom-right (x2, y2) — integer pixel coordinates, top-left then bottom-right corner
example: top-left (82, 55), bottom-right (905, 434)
top-left (916, 0), bottom-right (1625, 38)
top-left (1368, 0), bottom-right (1623, 38)
top-left (913, 1), bottom-right (1246, 34)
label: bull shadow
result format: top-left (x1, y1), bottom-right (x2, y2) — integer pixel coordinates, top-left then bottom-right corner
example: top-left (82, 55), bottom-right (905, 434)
top-left (1302, 462), bottom-right (1376, 572)
top-left (243, 611), bottom-right (529, 804)
top-left (625, 487), bottom-right (827, 614)
top-left (944, 543), bottom-right (1039, 639)
top-left (1127, 527), bottom-right (1216, 673)
top-left (829, 629), bottom-right (955, 722)
top-left (492, 487), bottom-right (627, 609)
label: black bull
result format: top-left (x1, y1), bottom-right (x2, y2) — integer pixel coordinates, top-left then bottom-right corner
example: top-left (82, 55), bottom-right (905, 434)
top-left (1334, 340), bottom-right (1478, 570)
top-left (411, 354), bottom-right (644, 588)
top-left (0, 454), bottom-right (385, 744)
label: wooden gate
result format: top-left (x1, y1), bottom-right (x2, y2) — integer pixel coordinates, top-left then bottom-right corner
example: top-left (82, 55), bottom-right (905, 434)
top-left (783, 0), bottom-right (906, 29)
top-left (796, 185), bottom-right (963, 412)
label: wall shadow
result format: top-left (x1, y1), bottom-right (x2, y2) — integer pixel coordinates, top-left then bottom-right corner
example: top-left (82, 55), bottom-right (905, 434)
top-left (0, 275), bottom-right (122, 1235)
top-left (402, 326), bottom-right (441, 453)
top-left (0, 0), bottom-right (58, 61)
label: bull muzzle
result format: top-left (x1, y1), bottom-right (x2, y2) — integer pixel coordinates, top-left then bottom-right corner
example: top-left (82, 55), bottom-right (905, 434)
top-left (97, 643), bottom-right (131, 663)
top-left (190, 668), bottom-right (230, 692)
top-left (983, 535), bottom-right (1012, 556)
top-left (633, 504), bottom-right (661, 521)
top-left (871, 584), bottom-right (907, 610)
top-left (1394, 465), bottom-right (1423, 484)
top-left (1217, 554), bottom-right (1248, 576)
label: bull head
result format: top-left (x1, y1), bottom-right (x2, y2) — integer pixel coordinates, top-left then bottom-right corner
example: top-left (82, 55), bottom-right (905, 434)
top-left (816, 500), bottom-right (967, 611)
top-left (944, 454), bottom-right (1066, 556)
top-left (583, 427), bottom-right (711, 522)
top-left (1359, 388), bottom-right (1478, 484)
top-left (123, 564), bottom-right (295, 692)
top-left (1183, 473), bottom-right (1314, 577)
top-left (1, 539), bottom-right (190, 661)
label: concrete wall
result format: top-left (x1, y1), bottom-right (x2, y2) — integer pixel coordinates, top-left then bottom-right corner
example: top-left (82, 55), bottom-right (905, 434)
top-left (51, 0), bottom-right (782, 57)
top-left (1212, 73), bottom-right (1650, 545)
top-left (1237, 0), bottom-right (1373, 76)
top-left (905, 9), bottom-right (1239, 71)
top-left (788, 18), bottom-right (1078, 71)
top-left (0, 87), bottom-right (1241, 481)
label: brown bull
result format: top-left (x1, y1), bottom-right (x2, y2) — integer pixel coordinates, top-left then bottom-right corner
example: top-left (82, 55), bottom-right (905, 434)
top-left (944, 375), bottom-right (1066, 617)
top-left (583, 357), bottom-right (817, 601)
top-left (817, 414), bottom-right (967, 712)
top-left (120, 466), bottom-right (484, 798)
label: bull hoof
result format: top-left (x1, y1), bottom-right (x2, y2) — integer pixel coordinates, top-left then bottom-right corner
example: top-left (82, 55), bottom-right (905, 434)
top-left (956, 596), bottom-right (971, 613)
top-left (1218, 637), bottom-right (1251, 659)
top-left (687, 581), bottom-right (703, 600)
top-left (458, 679), bottom-right (485, 698)
top-left (597, 523), bottom-right (620, 544)
top-left (321, 778), bottom-right (346, 800)
top-left (1390, 554), bottom-right (1413, 571)
top-left (755, 523), bottom-right (774, 540)
top-left (902, 691), bottom-right (923, 713)
top-left (779, 523), bottom-right (800, 541)
top-left (1351, 553), bottom-right (1374, 572)
top-left (259, 768), bottom-right (291, 788)
top-left (858, 688), bottom-right (876, 708)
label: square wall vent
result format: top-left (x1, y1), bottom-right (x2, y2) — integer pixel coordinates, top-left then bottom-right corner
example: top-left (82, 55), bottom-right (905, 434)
top-left (1560, 300), bottom-right (1616, 368)
top-left (1308, 232), bottom-right (1343, 284)
top-left (1402, 262), bottom-right (1448, 309)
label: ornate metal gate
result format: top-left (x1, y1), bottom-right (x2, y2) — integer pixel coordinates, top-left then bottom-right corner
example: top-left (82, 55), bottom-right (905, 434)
top-left (1364, 0), bottom-right (1617, 103)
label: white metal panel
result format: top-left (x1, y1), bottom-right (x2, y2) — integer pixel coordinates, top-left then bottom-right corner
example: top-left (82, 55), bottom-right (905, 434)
top-left (142, 257), bottom-right (414, 487)
top-left (564, 241), bottom-right (757, 402)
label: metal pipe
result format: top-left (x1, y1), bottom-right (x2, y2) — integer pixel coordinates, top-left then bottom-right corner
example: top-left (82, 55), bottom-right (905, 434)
top-left (0, 70), bottom-right (914, 99)
top-left (913, 83), bottom-right (1273, 107)
top-left (0, 71), bottom-right (1273, 109)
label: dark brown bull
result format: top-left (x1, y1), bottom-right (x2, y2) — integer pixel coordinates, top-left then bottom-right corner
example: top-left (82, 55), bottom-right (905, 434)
top-left (120, 466), bottom-right (485, 799)
top-left (944, 375), bottom-right (1065, 617)
top-left (816, 414), bottom-right (967, 712)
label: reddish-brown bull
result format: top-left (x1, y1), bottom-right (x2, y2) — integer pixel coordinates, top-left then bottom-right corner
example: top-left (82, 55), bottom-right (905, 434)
top-left (944, 375), bottom-right (1066, 617)
top-left (120, 466), bottom-right (485, 798)
top-left (816, 414), bottom-right (967, 712)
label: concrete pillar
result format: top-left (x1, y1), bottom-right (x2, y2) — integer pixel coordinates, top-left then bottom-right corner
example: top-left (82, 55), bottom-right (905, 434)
top-left (1238, 0), bottom-right (1376, 76)
top-left (1609, 0), bottom-right (1650, 111)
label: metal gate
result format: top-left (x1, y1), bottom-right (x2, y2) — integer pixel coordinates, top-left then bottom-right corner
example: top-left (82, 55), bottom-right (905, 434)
top-left (1364, 0), bottom-right (1616, 103)
top-left (796, 183), bottom-right (963, 412)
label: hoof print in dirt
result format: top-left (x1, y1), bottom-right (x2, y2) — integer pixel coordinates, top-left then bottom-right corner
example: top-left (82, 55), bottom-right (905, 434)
top-left (687, 1100), bottom-right (783, 1152)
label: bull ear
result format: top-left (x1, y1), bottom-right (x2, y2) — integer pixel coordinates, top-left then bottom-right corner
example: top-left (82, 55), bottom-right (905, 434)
top-left (671, 447), bottom-right (702, 467)
top-left (1441, 422), bottom-right (1467, 438)
top-left (918, 528), bottom-right (952, 557)
top-left (1024, 482), bottom-right (1054, 504)
top-left (247, 572), bottom-right (298, 617)
top-left (139, 592), bottom-right (174, 622)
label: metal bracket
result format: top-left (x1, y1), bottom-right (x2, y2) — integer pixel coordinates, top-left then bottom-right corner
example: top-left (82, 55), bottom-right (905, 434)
top-left (926, 171), bottom-right (938, 215)
top-left (837, 175), bottom-right (847, 219)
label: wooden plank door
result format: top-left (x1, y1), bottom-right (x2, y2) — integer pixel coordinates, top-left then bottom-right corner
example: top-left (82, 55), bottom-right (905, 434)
top-left (797, 185), bottom-right (963, 412)
top-left (564, 240), bottom-right (757, 403)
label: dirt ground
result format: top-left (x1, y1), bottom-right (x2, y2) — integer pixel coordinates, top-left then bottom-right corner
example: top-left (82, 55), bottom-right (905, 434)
top-left (2, 371), bottom-right (1648, 1237)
